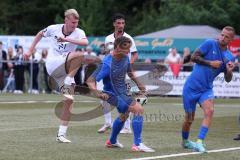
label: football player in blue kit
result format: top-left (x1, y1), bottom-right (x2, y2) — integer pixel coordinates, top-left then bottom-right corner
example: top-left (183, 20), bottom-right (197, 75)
top-left (181, 26), bottom-right (236, 152)
top-left (87, 36), bottom-right (154, 152)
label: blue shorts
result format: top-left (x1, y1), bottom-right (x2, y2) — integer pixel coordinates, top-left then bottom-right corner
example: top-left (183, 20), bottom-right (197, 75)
top-left (104, 91), bottom-right (134, 113)
top-left (182, 86), bottom-right (214, 113)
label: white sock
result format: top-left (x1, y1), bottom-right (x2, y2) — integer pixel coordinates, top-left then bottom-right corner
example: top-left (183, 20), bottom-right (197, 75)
top-left (101, 100), bottom-right (112, 125)
top-left (58, 125), bottom-right (68, 136)
top-left (123, 113), bottom-right (132, 129)
top-left (64, 76), bottom-right (75, 85)
top-left (104, 112), bottom-right (112, 126)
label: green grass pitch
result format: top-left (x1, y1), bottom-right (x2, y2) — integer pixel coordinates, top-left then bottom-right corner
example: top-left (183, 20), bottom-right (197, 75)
top-left (0, 94), bottom-right (239, 160)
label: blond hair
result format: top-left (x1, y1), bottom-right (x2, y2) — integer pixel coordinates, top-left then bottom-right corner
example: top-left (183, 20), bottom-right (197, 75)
top-left (64, 9), bottom-right (79, 19)
top-left (223, 26), bottom-right (235, 35)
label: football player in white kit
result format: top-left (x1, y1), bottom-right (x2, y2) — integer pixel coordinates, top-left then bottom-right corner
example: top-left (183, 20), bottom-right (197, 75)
top-left (24, 9), bottom-right (97, 143)
top-left (98, 13), bottom-right (138, 134)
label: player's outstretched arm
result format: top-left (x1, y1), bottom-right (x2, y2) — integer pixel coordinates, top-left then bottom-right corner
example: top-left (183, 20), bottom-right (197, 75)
top-left (86, 76), bottom-right (109, 100)
top-left (24, 31), bottom-right (43, 59)
top-left (127, 67), bottom-right (146, 93)
top-left (191, 50), bottom-right (211, 66)
top-left (56, 36), bottom-right (88, 46)
top-left (191, 49), bottom-right (222, 69)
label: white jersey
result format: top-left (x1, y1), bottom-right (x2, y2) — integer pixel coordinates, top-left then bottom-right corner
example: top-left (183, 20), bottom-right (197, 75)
top-left (105, 32), bottom-right (137, 59)
top-left (42, 24), bottom-right (87, 86)
top-left (42, 24), bottom-right (87, 57)
top-left (165, 53), bottom-right (181, 63)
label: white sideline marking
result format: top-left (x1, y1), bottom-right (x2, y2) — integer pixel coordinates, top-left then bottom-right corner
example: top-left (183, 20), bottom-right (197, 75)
top-left (149, 102), bottom-right (240, 108)
top-left (124, 147), bottom-right (240, 160)
top-left (0, 100), bottom-right (96, 104)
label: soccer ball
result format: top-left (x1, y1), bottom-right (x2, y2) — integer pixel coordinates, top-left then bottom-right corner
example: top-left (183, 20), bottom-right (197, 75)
top-left (135, 95), bottom-right (148, 106)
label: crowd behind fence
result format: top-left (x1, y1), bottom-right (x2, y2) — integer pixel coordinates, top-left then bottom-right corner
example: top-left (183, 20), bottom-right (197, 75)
top-left (0, 41), bottom-right (239, 94)
top-left (0, 58), bottom-right (239, 94)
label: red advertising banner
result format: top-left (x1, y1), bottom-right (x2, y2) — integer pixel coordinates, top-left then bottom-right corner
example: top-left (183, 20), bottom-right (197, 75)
top-left (229, 39), bottom-right (240, 55)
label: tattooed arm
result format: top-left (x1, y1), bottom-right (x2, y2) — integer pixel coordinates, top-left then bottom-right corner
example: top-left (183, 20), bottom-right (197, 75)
top-left (191, 49), bottom-right (222, 69)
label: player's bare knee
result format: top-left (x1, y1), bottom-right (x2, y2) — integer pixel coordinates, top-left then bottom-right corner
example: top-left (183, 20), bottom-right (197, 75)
top-left (119, 113), bottom-right (129, 122)
top-left (76, 52), bottom-right (84, 60)
top-left (133, 105), bottom-right (144, 115)
top-left (205, 108), bottom-right (214, 117)
top-left (185, 120), bottom-right (193, 126)
top-left (63, 97), bottom-right (73, 105)
top-left (185, 112), bottom-right (195, 122)
top-left (70, 51), bottom-right (84, 61)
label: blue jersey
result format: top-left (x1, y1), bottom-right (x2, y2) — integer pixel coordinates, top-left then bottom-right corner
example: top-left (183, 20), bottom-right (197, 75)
top-left (91, 62), bottom-right (112, 92)
top-left (185, 39), bottom-right (235, 91)
top-left (94, 54), bottom-right (131, 95)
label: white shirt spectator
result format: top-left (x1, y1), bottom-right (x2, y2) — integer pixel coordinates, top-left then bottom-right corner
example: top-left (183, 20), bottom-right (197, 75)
top-left (165, 48), bottom-right (181, 64)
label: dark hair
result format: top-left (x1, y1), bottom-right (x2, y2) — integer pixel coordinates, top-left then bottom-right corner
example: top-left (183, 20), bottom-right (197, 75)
top-left (99, 43), bottom-right (105, 48)
top-left (16, 45), bottom-right (23, 53)
top-left (112, 13), bottom-right (125, 22)
top-left (114, 36), bottom-right (132, 49)
top-left (17, 45), bottom-right (23, 49)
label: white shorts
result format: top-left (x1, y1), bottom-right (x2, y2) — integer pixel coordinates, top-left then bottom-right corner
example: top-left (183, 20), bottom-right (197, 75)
top-left (46, 53), bottom-right (70, 88)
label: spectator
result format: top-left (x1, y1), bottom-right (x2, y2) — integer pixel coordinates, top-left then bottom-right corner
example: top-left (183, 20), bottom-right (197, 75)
top-left (41, 49), bottom-right (52, 93)
top-left (0, 41), bottom-right (7, 91)
top-left (105, 42), bottom-right (114, 53)
top-left (144, 58), bottom-right (152, 64)
top-left (27, 49), bottom-right (41, 94)
top-left (98, 43), bottom-right (107, 60)
top-left (164, 47), bottom-right (182, 77)
top-left (4, 47), bottom-right (15, 92)
top-left (83, 46), bottom-right (97, 85)
top-left (182, 47), bottom-right (193, 71)
top-left (164, 48), bottom-right (182, 64)
top-left (84, 46), bottom-right (97, 57)
top-left (13, 46), bottom-right (25, 94)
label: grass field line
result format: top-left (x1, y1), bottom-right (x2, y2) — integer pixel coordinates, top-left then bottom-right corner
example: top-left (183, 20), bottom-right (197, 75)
top-left (124, 147), bottom-right (240, 160)
top-left (150, 103), bottom-right (240, 108)
top-left (0, 126), bottom-right (58, 132)
top-left (0, 100), bottom-right (96, 104)
top-left (0, 123), bottom-right (95, 132)
top-left (1, 101), bottom-right (240, 108)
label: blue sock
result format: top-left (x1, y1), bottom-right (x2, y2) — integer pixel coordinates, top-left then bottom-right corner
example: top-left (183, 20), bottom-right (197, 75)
top-left (132, 115), bottom-right (143, 146)
top-left (182, 131), bottom-right (189, 140)
top-left (110, 117), bottom-right (124, 144)
top-left (197, 126), bottom-right (209, 140)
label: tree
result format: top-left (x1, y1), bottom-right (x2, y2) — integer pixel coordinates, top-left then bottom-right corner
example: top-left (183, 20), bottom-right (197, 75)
top-left (0, 0), bottom-right (239, 35)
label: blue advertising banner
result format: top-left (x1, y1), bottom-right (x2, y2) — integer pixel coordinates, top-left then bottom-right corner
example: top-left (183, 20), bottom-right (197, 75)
top-left (87, 37), bottom-right (205, 59)
top-left (0, 35), bottom-right (205, 60)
